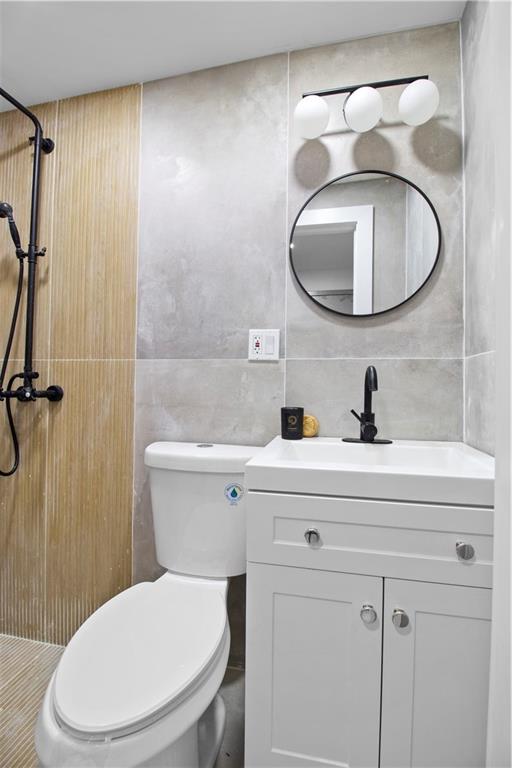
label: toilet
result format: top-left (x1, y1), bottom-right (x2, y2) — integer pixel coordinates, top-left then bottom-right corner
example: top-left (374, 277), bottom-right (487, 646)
top-left (35, 441), bottom-right (259, 768)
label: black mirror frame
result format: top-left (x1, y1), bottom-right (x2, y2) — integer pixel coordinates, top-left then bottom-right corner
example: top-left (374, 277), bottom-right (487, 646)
top-left (289, 169), bottom-right (442, 318)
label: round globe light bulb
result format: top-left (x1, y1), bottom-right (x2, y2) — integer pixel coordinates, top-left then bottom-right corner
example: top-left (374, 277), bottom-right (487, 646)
top-left (343, 87), bottom-right (383, 133)
top-left (293, 95), bottom-right (330, 140)
top-left (399, 79), bottom-right (439, 126)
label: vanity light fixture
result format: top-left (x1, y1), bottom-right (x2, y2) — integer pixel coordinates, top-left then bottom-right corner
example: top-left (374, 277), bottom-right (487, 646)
top-left (343, 86), bottom-right (383, 133)
top-left (398, 78), bottom-right (440, 126)
top-left (294, 75), bottom-right (439, 139)
top-left (293, 94), bottom-right (330, 139)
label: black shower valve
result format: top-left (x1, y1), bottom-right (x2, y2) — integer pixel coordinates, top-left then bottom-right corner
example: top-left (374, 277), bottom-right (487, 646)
top-left (0, 383), bottom-right (64, 403)
top-left (31, 385), bottom-right (65, 402)
top-left (17, 385), bottom-right (35, 402)
top-left (0, 386), bottom-right (32, 402)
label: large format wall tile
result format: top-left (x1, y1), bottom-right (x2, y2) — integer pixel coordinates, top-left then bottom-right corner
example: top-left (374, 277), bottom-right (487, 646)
top-left (462, 2), bottom-right (496, 357)
top-left (286, 24), bottom-right (463, 360)
top-left (133, 358), bottom-right (283, 582)
top-left (286, 358), bottom-right (463, 441)
top-left (1, 87), bottom-right (138, 643)
top-left (0, 103), bottom-right (55, 640)
top-left (133, 27), bottom-right (467, 672)
top-left (465, 352), bottom-right (495, 456)
top-left (461, 1), bottom-right (500, 457)
top-left (0, 103), bottom-right (57, 361)
top-left (50, 86), bottom-right (140, 360)
top-left (0, 362), bottom-right (48, 640)
top-left (138, 55), bottom-right (287, 359)
top-left (45, 360), bottom-right (134, 645)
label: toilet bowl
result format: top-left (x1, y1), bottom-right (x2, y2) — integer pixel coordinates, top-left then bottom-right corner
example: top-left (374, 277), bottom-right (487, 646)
top-left (36, 442), bottom-right (259, 768)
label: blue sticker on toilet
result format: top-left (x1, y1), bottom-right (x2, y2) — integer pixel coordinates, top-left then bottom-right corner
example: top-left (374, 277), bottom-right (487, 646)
top-left (224, 483), bottom-right (244, 505)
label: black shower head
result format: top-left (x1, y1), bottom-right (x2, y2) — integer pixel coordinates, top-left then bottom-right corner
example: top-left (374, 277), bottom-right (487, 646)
top-left (0, 201), bottom-right (14, 219)
top-left (0, 201), bottom-right (22, 252)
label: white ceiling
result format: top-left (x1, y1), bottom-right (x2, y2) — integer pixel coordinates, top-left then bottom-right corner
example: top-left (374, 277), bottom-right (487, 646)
top-left (0, 1), bottom-right (466, 110)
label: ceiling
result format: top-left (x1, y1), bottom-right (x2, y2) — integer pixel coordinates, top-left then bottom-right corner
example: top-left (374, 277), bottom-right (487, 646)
top-left (0, 1), bottom-right (466, 110)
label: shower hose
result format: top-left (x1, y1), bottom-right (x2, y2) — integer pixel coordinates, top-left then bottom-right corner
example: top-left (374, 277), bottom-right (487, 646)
top-left (0, 255), bottom-right (24, 476)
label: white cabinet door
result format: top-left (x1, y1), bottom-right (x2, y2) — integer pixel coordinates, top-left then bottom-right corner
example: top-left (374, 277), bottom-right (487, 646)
top-left (245, 563), bottom-right (382, 768)
top-left (380, 579), bottom-right (492, 768)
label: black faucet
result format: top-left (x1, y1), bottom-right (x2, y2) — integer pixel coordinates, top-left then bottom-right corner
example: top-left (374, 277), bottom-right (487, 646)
top-left (363, 365), bottom-right (378, 425)
top-left (343, 365), bottom-right (392, 444)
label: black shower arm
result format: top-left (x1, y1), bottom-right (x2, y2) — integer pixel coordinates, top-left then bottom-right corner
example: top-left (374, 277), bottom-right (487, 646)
top-left (0, 86), bottom-right (44, 135)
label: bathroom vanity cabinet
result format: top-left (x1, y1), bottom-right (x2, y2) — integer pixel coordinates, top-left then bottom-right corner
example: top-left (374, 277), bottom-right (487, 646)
top-left (244, 440), bottom-right (494, 768)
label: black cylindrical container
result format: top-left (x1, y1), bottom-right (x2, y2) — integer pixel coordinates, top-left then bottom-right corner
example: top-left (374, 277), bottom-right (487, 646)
top-left (281, 407), bottom-right (304, 440)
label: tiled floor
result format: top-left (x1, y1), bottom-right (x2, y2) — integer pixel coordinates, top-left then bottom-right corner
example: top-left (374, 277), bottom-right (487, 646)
top-left (0, 633), bottom-right (245, 768)
top-left (0, 633), bottom-right (63, 768)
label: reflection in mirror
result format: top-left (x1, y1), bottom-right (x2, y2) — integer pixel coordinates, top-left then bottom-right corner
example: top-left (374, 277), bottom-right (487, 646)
top-left (290, 171), bottom-right (441, 317)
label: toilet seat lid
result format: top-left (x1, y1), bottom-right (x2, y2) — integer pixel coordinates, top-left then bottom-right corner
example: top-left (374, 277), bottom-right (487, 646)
top-left (53, 574), bottom-right (227, 739)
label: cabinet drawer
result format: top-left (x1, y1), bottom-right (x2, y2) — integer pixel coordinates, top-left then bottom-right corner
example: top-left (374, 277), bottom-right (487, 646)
top-left (247, 492), bottom-right (493, 587)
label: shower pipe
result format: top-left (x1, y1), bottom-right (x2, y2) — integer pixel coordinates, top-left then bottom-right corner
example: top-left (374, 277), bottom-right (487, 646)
top-left (0, 86), bottom-right (63, 476)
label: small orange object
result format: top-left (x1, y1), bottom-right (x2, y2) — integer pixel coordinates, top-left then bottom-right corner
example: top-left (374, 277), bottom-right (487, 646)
top-left (303, 414), bottom-right (319, 438)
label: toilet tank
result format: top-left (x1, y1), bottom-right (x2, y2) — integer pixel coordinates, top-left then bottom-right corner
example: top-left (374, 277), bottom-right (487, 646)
top-left (145, 442), bottom-right (260, 577)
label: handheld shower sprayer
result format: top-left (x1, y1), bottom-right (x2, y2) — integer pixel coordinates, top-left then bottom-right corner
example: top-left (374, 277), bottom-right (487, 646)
top-left (0, 86), bottom-right (64, 476)
top-left (0, 201), bottom-right (14, 217)
top-left (0, 202), bottom-right (23, 255)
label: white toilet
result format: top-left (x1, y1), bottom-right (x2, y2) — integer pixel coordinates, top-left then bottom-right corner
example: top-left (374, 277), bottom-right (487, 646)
top-left (36, 441), bottom-right (259, 768)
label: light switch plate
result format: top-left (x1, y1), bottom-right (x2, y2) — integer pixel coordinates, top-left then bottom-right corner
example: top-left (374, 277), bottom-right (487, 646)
top-left (248, 329), bottom-right (280, 361)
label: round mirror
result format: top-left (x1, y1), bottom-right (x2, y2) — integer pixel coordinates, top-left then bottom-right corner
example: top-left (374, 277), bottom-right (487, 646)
top-left (290, 170), bottom-right (441, 317)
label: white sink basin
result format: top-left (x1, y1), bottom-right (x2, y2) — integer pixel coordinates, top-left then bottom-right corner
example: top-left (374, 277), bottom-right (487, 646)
top-left (246, 437), bottom-right (494, 506)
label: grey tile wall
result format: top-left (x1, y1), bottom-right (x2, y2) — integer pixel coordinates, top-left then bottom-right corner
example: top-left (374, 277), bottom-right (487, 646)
top-left (135, 24), bottom-right (466, 665)
top-left (287, 23), bottom-right (463, 361)
top-left (465, 352), bottom-right (495, 456)
top-left (133, 359), bottom-right (284, 583)
top-left (286, 359), bottom-right (462, 441)
top-left (135, 53), bottom-right (289, 605)
top-left (461, 1), bottom-right (497, 454)
top-left (138, 55), bottom-right (288, 360)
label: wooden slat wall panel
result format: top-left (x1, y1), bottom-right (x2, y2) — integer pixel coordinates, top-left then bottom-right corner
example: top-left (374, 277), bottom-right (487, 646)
top-left (0, 102), bottom-right (57, 360)
top-left (50, 86), bottom-right (140, 359)
top-left (0, 84), bottom-right (139, 643)
top-left (0, 104), bottom-right (56, 640)
top-left (0, 362), bottom-right (48, 639)
top-left (45, 360), bottom-right (134, 645)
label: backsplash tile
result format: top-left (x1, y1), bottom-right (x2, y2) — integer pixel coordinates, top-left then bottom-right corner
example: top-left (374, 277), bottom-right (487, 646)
top-left (465, 352), bottom-right (495, 456)
top-left (286, 358), bottom-right (463, 441)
